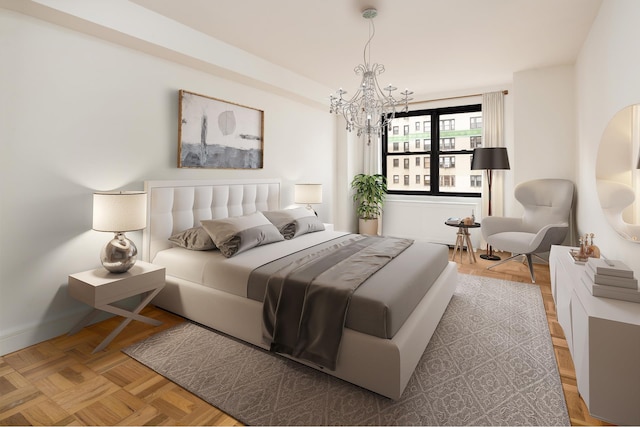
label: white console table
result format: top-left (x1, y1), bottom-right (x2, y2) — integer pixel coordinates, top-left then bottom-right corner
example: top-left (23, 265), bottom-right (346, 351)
top-left (549, 245), bottom-right (640, 425)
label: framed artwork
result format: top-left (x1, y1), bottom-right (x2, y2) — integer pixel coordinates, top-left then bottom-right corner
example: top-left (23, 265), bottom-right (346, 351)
top-left (178, 90), bottom-right (264, 169)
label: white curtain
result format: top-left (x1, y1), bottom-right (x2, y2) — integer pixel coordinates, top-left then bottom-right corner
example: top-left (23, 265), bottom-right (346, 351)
top-left (481, 91), bottom-right (506, 218)
top-left (363, 134), bottom-right (383, 234)
top-left (363, 135), bottom-right (381, 175)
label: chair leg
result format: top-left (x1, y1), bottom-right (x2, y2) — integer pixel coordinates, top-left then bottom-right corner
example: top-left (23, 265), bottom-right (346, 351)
top-left (486, 252), bottom-right (537, 283)
top-left (486, 253), bottom-right (525, 270)
top-left (525, 254), bottom-right (536, 283)
top-left (531, 253), bottom-right (548, 264)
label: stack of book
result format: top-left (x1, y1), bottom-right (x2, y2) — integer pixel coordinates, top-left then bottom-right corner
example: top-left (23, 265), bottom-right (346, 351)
top-left (581, 257), bottom-right (640, 303)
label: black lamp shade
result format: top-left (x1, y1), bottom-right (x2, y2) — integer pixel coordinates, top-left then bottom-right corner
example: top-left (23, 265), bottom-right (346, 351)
top-left (471, 147), bottom-right (511, 170)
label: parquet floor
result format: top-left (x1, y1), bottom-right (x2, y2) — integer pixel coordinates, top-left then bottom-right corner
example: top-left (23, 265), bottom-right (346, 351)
top-left (1, 250), bottom-right (612, 426)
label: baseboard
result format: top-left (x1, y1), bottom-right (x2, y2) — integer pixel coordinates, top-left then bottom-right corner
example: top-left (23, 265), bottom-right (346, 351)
top-left (1, 296), bottom-right (143, 356)
top-left (0, 307), bottom-right (117, 356)
top-left (1, 307), bottom-right (85, 356)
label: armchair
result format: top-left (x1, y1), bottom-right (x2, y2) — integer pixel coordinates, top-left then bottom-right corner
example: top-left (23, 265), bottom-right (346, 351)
top-left (481, 179), bottom-right (575, 283)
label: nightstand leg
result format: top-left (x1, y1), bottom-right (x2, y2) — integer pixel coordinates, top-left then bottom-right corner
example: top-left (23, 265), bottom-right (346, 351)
top-left (92, 287), bottom-right (164, 353)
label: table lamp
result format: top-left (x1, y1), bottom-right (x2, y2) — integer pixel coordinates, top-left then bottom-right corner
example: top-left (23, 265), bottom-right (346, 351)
top-left (93, 191), bottom-right (147, 273)
top-left (471, 147), bottom-right (510, 260)
top-left (294, 184), bottom-right (322, 214)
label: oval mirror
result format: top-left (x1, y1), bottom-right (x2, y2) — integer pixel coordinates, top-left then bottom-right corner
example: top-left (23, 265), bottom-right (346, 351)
top-left (596, 104), bottom-right (640, 242)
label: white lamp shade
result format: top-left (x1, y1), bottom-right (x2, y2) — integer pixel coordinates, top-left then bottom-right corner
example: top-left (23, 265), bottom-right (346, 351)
top-left (93, 191), bottom-right (147, 232)
top-left (294, 184), bottom-right (323, 205)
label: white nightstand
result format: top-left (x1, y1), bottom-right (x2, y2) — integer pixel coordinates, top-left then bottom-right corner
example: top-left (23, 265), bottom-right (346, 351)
top-left (67, 261), bottom-right (166, 353)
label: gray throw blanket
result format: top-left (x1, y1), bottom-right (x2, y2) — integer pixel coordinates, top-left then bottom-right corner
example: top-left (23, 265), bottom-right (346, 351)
top-left (258, 235), bottom-right (413, 370)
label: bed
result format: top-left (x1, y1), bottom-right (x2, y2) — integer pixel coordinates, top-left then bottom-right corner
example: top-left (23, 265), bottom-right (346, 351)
top-left (142, 179), bottom-right (457, 399)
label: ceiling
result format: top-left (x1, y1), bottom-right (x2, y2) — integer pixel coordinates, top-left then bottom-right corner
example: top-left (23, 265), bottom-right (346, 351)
top-left (130, 0), bottom-right (602, 99)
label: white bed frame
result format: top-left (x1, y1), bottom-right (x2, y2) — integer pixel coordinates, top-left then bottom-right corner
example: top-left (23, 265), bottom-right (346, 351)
top-left (143, 179), bottom-right (457, 399)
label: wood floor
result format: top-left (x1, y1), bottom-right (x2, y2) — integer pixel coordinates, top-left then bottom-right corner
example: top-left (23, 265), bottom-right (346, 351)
top-left (1, 250), bottom-right (612, 426)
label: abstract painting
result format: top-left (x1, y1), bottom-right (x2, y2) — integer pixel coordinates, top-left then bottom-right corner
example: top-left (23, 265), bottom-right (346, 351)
top-left (178, 90), bottom-right (263, 169)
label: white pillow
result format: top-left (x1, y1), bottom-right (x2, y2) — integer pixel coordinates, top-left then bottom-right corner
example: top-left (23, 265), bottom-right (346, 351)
top-left (168, 226), bottom-right (216, 251)
top-left (262, 207), bottom-right (325, 239)
top-left (201, 211), bottom-right (284, 257)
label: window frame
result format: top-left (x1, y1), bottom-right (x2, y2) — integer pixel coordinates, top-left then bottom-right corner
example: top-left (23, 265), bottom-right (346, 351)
top-left (382, 104), bottom-right (481, 197)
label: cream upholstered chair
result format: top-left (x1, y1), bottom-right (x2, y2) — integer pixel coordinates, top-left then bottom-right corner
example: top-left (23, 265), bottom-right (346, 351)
top-left (481, 179), bottom-right (575, 283)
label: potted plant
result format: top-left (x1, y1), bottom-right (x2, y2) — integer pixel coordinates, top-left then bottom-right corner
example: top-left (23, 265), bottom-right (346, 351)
top-left (351, 173), bottom-right (387, 235)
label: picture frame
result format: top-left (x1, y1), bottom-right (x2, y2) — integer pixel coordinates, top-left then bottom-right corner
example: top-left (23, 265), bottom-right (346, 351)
top-left (178, 90), bottom-right (264, 169)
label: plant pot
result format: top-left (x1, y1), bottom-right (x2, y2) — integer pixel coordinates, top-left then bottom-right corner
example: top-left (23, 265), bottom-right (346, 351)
top-left (359, 218), bottom-right (379, 236)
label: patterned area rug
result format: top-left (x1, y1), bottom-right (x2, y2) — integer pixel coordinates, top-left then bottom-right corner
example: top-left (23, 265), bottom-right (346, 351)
top-left (124, 274), bottom-right (569, 426)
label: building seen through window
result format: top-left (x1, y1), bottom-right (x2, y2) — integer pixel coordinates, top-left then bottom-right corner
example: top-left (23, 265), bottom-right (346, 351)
top-left (382, 104), bottom-right (482, 196)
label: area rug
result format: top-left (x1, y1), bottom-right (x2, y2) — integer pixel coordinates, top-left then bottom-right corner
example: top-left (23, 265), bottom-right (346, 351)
top-left (123, 274), bottom-right (569, 426)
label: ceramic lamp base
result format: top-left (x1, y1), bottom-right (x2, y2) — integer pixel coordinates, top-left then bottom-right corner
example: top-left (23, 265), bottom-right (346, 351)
top-left (101, 232), bottom-right (137, 273)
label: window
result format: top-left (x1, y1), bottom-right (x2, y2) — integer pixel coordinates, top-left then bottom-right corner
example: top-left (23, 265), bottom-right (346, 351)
top-left (440, 119), bottom-right (455, 131)
top-left (439, 156), bottom-right (456, 168)
top-left (440, 138), bottom-right (455, 151)
top-left (440, 175), bottom-right (456, 187)
top-left (382, 104), bottom-right (481, 196)
top-left (393, 126), bottom-right (399, 135)
top-left (470, 116), bottom-right (482, 129)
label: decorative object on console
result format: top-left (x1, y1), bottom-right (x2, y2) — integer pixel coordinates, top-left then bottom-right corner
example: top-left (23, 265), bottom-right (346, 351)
top-left (329, 8), bottom-right (412, 145)
top-left (294, 183), bottom-right (322, 214)
top-left (178, 90), bottom-right (264, 169)
top-left (93, 191), bottom-right (147, 273)
top-left (582, 257), bottom-right (639, 303)
top-left (470, 147), bottom-right (510, 260)
top-left (569, 248), bottom-right (588, 265)
top-left (582, 233), bottom-right (600, 258)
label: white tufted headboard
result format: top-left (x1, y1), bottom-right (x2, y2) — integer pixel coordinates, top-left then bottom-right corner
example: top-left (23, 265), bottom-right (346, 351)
top-left (143, 179), bottom-right (281, 262)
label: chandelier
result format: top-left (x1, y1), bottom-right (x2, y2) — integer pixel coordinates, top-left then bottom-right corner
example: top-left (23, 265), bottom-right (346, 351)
top-left (329, 8), bottom-right (412, 145)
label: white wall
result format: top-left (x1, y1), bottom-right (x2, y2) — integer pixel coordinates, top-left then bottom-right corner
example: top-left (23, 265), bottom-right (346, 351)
top-left (512, 66), bottom-right (576, 215)
top-left (575, 0), bottom-right (640, 275)
top-left (0, 9), bottom-right (336, 355)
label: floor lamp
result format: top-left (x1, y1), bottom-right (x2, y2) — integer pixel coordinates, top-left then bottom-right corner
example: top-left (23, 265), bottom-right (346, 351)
top-left (471, 147), bottom-right (510, 260)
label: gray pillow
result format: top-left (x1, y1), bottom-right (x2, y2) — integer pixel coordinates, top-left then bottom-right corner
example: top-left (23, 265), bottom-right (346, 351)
top-left (262, 207), bottom-right (325, 239)
top-left (168, 226), bottom-right (217, 251)
top-left (201, 211), bottom-right (284, 258)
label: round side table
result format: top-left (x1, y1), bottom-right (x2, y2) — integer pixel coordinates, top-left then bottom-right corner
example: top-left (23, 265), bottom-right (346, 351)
top-left (445, 221), bottom-right (481, 263)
